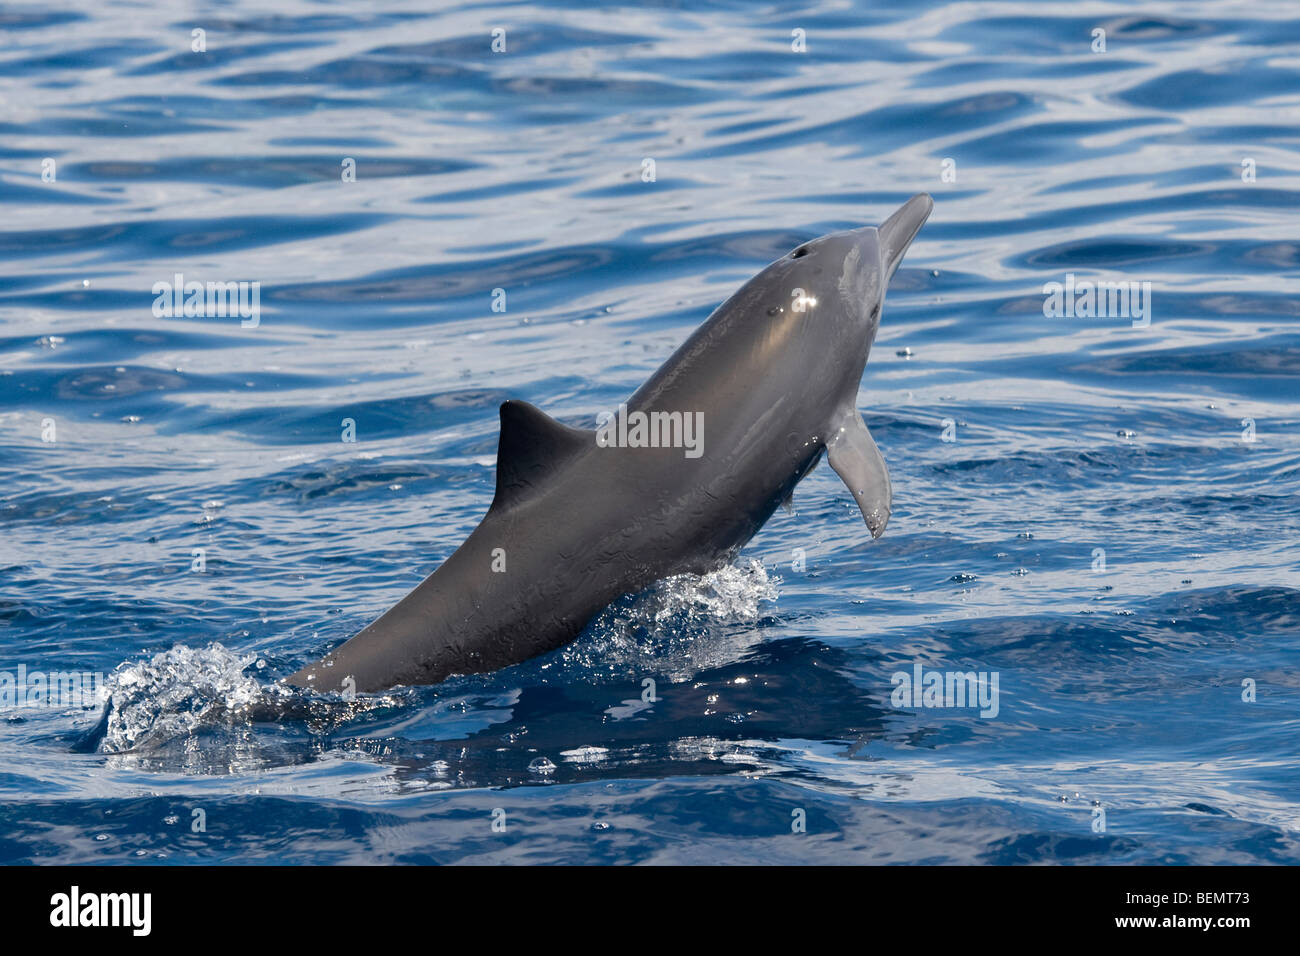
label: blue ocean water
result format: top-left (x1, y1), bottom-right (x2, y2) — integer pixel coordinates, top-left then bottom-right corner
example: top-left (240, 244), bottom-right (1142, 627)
top-left (1, 0), bottom-right (1298, 865)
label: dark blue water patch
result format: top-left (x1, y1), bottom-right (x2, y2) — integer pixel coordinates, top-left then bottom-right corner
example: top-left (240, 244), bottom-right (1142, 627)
top-left (1042, 165), bottom-right (1281, 194)
top-left (159, 386), bottom-right (513, 444)
top-left (262, 460), bottom-right (489, 506)
top-left (1058, 347), bottom-right (1300, 402)
top-left (0, 365), bottom-right (186, 405)
top-left (0, 284), bottom-right (241, 315)
top-left (0, 178), bottom-right (118, 207)
top-left (754, 81), bottom-right (862, 101)
top-left (765, 189), bottom-right (980, 226)
top-left (66, 155), bottom-right (476, 189)
top-left (267, 240), bottom-right (746, 325)
top-left (0, 213), bottom-right (391, 261)
top-left (0, 327), bottom-right (295, 364)
top-left (933, 15), bottom-right (1217, 56)
top-left (1118, 60), bottom-right (1300, 111)
top-left (1232, 16), bottom-right (1300, 46)
top-left (913, 56), bottom-right (1143, 90)
top-left (708, 116), bottom-right (793, 138)
top-left (1150, 586), bottom-right (1300, 636)
top-left (217, 53), bottom-right (487, 89)
top-left (576, 177), bottom-right (710, 200)
top-left (447, 238), bottom-right (547, 256)
top-left (0, 484), bottom-right (193, 532)
top-left (950, 118), bottom-right (1156, 164)
top-left (371, 26), bottom-right (648, 62)
top-left (1075, 345), bottom-right (1300, 377)
top-left (0, 42), bottom-right (168, 76)
top-left (0, 774), bottom-right (1291, 865)
top-left (0, 114), bottom-right (229, 138)
top-left (926, 190), bottom-right (1300, 247)
top-left (1020, 237), bottom-right (1224, 272)
top-left (0, 8), bottom-right (85, 30)
top-left (1164, 123), bottom-right (1300, 148)
top-left (0, 143), bottom-right (55, 160)
top-left (125, 41), bottom-right (328, 77)
top-left (684, 91), bottom-right (1040, 160)
top-left (196, 12), bottom-right (431, 36)
top-left (620, 50), bottom-right (812, 83)
top-left (1102, 15), bottom-right (1222, 41)
top-left (0, 364), bottom-right (333, 413)
top-left (270, 136), bottom-right (395, 148)
top-left (417, 177), bottom-right (580, 204)
top-left (488, 74), bottom-right (709, 108)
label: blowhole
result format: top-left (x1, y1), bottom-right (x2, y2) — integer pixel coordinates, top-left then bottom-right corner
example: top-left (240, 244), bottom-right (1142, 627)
top-left (791, 246), bottom-right (808, 258)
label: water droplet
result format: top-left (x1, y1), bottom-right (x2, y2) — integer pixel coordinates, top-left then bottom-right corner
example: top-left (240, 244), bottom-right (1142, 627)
top-left (528, 756), bottom-right (556, 775)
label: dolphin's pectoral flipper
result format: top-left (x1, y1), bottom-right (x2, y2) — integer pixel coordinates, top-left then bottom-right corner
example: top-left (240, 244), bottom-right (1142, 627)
top-left (825, 409), bottom-right (891, 538)
top-left (491, 400), bottom-right (593, 509)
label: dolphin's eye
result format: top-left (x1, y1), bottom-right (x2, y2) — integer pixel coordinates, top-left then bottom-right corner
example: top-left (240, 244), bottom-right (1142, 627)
top-left (791, 247), bottom-right (808, 259)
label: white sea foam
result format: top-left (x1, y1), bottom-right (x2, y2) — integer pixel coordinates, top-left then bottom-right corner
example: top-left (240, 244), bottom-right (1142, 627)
top-left (94, 642), bottom-right (404, 757)
top-left (97, 643), bottom-right (285, 754)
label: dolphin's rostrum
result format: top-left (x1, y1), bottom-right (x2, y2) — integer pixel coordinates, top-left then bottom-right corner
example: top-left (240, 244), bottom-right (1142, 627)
top-left (287, 194), bottom-right (934, 692)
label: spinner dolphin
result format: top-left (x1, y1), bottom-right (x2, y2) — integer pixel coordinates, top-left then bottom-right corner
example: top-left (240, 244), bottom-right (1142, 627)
top-left (287, 194), bottom-right (934, 692)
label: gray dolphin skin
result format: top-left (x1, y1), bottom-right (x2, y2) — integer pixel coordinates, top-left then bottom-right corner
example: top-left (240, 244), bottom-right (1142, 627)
top-left (286, 193), bottom-right (934, 692)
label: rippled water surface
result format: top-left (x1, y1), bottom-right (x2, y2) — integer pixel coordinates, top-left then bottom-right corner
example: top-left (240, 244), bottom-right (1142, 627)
top-left (1, 0), bottom-right (1298, 864)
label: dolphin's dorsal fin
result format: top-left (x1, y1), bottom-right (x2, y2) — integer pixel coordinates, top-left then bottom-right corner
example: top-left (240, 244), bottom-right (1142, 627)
top-left (491, 400), bottom-right (592, 510)
top-left (825, 408), bottom-right (891, 538)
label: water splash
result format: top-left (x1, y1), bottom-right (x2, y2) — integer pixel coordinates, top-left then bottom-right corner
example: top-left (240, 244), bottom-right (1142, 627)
top-left (87, 565), bottom-right (778, 757)
top-left (559, 559), bottom-right (781, 681)
top-left (89, 643), bottom-right (405, 757)
top-left (93, 644), bottom-right (286, 754)
top-left (649, 559), bottom-right (781, 623)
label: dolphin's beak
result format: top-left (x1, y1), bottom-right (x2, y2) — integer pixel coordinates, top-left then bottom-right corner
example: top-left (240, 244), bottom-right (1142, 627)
top-left (878, 193), bottom-right (933, 282)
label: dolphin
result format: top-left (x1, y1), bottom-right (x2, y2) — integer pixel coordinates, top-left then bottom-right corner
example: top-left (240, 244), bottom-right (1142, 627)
top-left (286, 193), bottom-right (933, 692)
